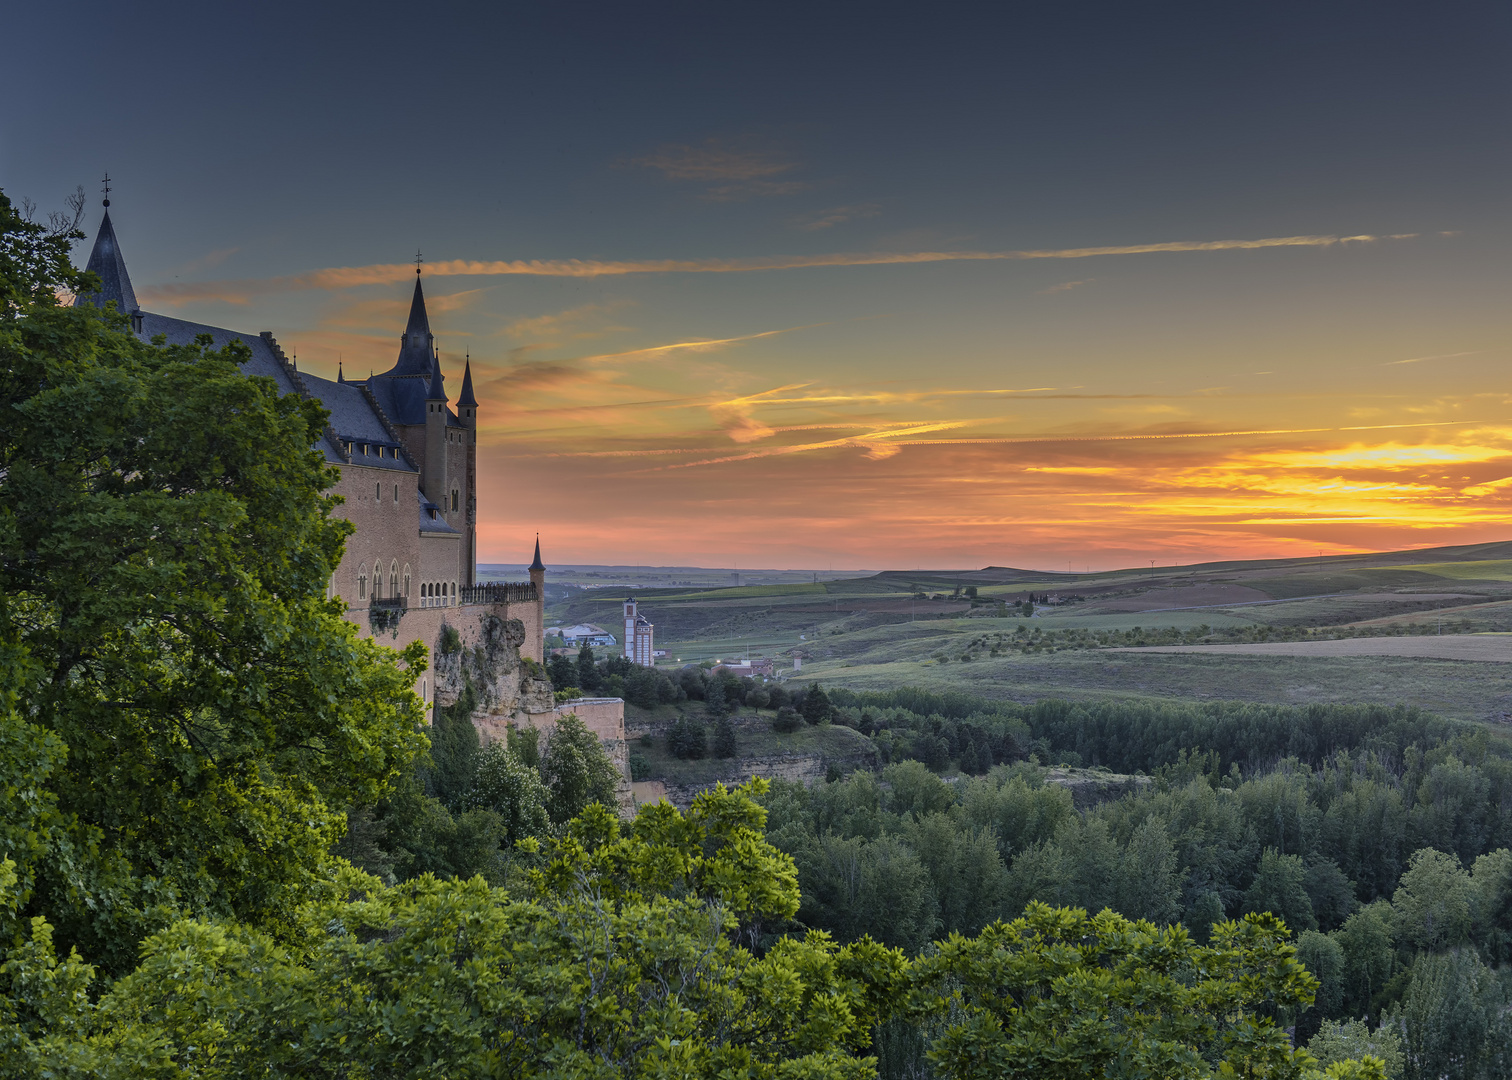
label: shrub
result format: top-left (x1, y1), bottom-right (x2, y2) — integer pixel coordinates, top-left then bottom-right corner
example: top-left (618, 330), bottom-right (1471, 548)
top-left (629, 752), bottom-right (652, 781)
top-left (773, 706), bottom-right (803, 734)
top-left (439, 624), bottom-right (462, 655)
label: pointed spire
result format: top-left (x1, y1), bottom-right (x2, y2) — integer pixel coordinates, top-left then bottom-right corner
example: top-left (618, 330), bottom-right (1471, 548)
top-left (379, 271), bottom-right (437, 378)
top-left (337, 359), bottom-right (345, 383)
top-left (426, 351), bottom-right (446, 401)
top-left (529, 534), bottom-right (545, 571)
top-left (75, 208), bottom-right (138, 315)
top-left (458, 355), bottom-right (478, 406)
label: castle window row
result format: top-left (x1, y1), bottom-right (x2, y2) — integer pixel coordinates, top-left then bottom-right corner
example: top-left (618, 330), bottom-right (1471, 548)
top-left (420, 580), bottom-right (457, 608)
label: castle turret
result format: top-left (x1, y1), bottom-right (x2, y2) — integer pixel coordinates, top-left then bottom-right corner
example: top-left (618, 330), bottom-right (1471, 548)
top-left (459, 358), bottom-right (479, 585)
top-left (529, 535), bottom-right (545, 598)
top-left (423, 351), bottom-right (447, 508)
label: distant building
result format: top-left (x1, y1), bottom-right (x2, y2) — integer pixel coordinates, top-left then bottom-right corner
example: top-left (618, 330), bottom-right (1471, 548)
top-left (561, 623), bottom-right (617, 648)
top-left (623, 599), bottom-right (654, 667)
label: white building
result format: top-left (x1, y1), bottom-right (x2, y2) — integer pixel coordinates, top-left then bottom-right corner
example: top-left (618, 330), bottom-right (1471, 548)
top-left (560, 623), bottom-right (617, 648)
top-left (623, 599), bottom-right (655, 667)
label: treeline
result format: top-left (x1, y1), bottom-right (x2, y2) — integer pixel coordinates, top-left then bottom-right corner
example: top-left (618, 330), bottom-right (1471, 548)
top-left (926, 620), bottom-right (1478, 658)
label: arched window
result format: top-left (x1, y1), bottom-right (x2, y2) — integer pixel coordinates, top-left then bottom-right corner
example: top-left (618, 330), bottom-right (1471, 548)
top-left (374, 561), bottom-right (384, 599)
top-left (358, 566), bottom-right (368, 600)
top-left (390, 561), bottom-right (399, 599)
top-left (403, 564), bottom-right (411, 599)
top-left (451, 489), bottom-right (459, 512)
top-left (451, 581), bottom-right (457, 606)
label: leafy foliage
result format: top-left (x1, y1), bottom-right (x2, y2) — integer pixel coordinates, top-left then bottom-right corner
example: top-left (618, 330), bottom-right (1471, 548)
top-left (0, 190), bottom-right (426, 975)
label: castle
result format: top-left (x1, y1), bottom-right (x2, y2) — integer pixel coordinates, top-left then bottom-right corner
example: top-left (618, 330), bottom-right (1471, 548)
top-left (73, 204), bottom-right (625, 771)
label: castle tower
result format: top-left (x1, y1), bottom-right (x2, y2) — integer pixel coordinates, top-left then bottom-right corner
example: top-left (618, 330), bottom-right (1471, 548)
top-left (458, 358), bottom-right (479, 585)
top-left (529, 536), bottom-right (547, 659)
top-left (423, 351), bottom-right (447, 509)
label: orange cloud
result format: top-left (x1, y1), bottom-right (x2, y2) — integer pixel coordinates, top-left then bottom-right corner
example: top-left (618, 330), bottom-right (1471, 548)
top-left (135, 231), bottom-right (1420, 304)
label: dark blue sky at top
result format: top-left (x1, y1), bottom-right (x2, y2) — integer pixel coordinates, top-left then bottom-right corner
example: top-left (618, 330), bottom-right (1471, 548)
top-left (6, 0), bottom-right (1509, 279)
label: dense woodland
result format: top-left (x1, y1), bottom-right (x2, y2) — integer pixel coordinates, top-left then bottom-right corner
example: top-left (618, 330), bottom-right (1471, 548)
top-left (0, 187), bottom-right (1422, 1077)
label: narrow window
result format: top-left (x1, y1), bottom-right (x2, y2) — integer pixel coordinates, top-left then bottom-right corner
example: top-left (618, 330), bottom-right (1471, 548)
top-left (390, 561), bottom-right (399, 598)
top-left (373, 561), bottom-right (384, 599)
top-left (403, 565), bottom-right (411, 598)
top-left (358, 568), bottom-right (367, 600)
top-left (451, 489), bottom-right (459, 512)
top-left (375, 482), bottom-right (381, 500)
top-left (394, 483), bottom-right (399, 502)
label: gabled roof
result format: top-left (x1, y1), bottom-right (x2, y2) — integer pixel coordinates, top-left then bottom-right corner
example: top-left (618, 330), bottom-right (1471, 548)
top-left (75, 210), bottom-right (138, 313)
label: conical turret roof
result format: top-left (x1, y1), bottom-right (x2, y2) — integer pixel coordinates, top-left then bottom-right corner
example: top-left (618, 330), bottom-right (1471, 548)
top-left (75, 210), bottom-right (138, 314)
top-left (426, 351), bottom-right (447, 400)
top-left (381, 273), bottom-right (436, 377)
top-left (458, 358), bottom-right (478, 406)
top-left (529, 535), bottom-right (545, 571)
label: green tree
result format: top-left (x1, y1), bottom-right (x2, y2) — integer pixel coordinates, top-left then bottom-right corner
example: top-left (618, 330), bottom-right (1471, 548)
top-left (705, 673), bottom-right (729, 716)
top-left (1115, 817), bottom-right (1182, 924)
top-left (883, 760), bottom-right (956, 820)
top-left (1309, 1020), bottom-right (1405, 1080)
top-left (713, 715), bottom-right (738, 758)
top-left (772, 705), bottom-right (802, 733)
top-left (541, 713), bottom-right (621, 824)
top-left (1335, 902), bottom-right (1396, 1023)
top-left (464, 739), bottom-right (551, 846)
top-left (1391, 848), bottom-right (1473, 952)
top-left (1297, 930), bottom-right (1347, 1041)
top-left (546, 652), bottom-right (576, 691)
top-left (576, 644), bottom-right (599, 692)
top-left (794, 832), bottom-right (939, 953)
top-left (904, 814), bottom-right (1008, 936)
top-left (913, 903), bottom-right (1384, 1080)
top-left (802, 681), bottom-right (832, 725)
top-left (669, 715), bottom-right (709, 758)
top-left (1388, 948), bottom-right (1507, 1080)
top-left (0, 191), bottom-right (426, 974)
top-left (1245, 848), bottom-right (1319, 933)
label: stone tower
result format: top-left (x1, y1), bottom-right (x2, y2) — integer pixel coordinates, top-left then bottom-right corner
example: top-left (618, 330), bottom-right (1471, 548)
top-left (457, 358), bottom-right (479, 585)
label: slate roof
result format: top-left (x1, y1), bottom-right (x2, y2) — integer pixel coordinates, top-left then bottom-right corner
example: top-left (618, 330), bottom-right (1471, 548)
top-left (362, 371), bottom-right (462, 427)
top-left (76, 210), bottom-right (138, 314)
top-left (418, 488), bottom-right (459, 534)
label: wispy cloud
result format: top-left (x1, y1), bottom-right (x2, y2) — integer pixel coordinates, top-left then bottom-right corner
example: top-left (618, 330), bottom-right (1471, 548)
top-left (1038, 278), bottom-right (1094, 294)
top-left (1384, 350), bottom-right (1481, 366)
top-left (137, 231), bottom-right (1420, 304)
top-left (791, 203), bottom-right (882, 231)
top-left (627, 137), bottom-right (805, 200)
top-left (504, 300), bottom-right (634, 341)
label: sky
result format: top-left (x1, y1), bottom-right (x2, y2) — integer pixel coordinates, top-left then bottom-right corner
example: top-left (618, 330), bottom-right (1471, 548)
top-left (5, 1), bottom-right (1511, 569)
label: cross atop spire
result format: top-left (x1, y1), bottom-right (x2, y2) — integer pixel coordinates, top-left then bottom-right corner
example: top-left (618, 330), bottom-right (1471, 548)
top-left (101, 172), bottom-right (112, 208)
top-left (415, 248), bottom-right (423, 275)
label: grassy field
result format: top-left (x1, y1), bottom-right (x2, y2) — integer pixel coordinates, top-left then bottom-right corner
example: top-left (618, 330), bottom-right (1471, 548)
top-left (552, 539), bottom-right (1512, 724)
